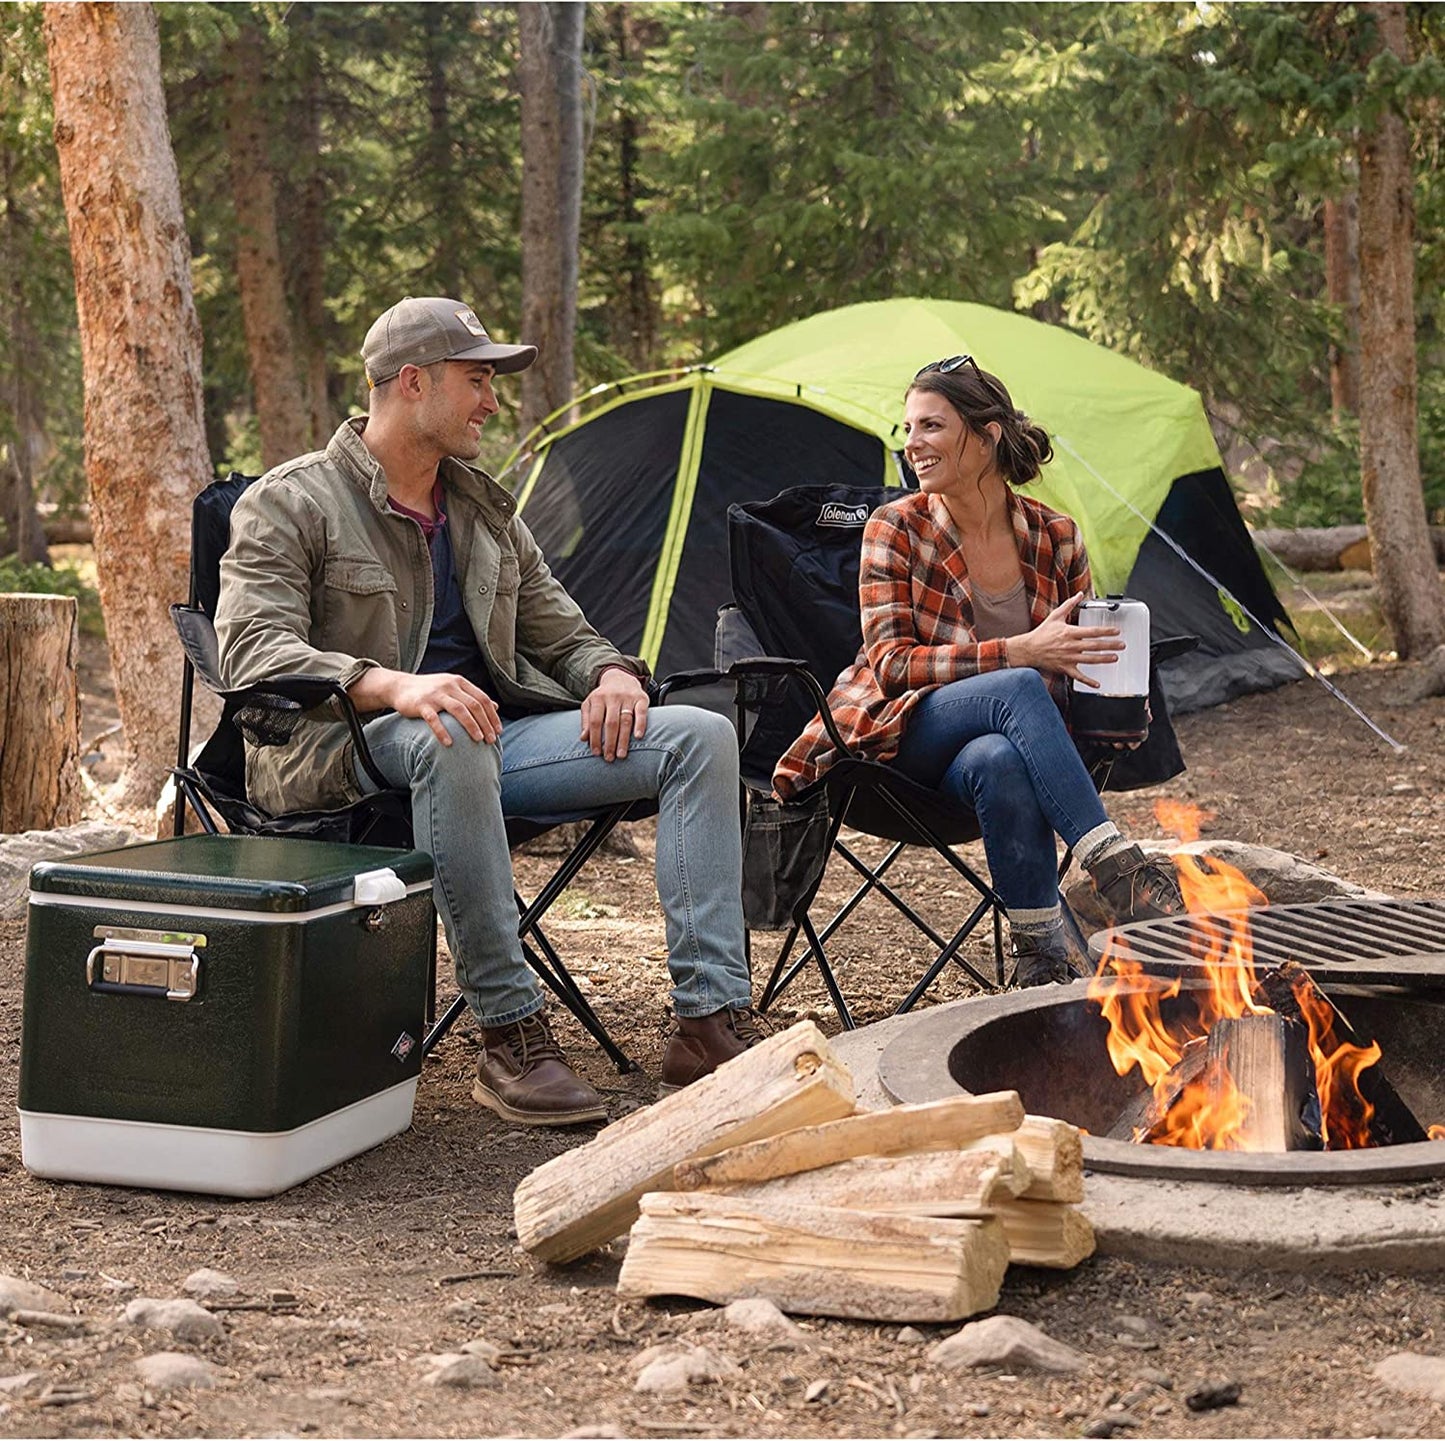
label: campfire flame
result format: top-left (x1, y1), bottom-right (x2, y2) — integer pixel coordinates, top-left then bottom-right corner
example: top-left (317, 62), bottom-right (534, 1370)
top-left (1087, 801), bottom-right (1428, 1152)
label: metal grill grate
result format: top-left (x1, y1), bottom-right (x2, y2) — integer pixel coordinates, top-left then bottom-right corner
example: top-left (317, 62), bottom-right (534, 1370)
top-left (1090, 898), bottom-right (1445, 986)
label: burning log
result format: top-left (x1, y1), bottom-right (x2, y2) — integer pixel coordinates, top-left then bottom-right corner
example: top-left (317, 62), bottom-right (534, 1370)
top-left (1252, 962), bottom-right (1428, 1148)
top-left (1106, 1036), bottom-right (1209, 1143)
top-left (1201, 1012), bottom-right (1320, 1152)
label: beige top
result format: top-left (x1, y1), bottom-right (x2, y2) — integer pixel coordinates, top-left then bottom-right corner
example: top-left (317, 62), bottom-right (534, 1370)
top-left (971, 576), bottom-right (1032, 643)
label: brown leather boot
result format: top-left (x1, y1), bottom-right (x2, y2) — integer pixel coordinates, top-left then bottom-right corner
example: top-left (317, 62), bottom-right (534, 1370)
top-left (472, 1013), bottom-right (607, 1127)
top-left (1086, 843), bottom-right (1185, 927)
top-left (659, 1007), bottom-right (766, 1095)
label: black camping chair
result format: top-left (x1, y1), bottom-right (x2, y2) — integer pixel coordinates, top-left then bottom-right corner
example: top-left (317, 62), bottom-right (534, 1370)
top-left (170, 472), bottom-right (650, 1073)
top-left (717, 483), bottom-right (1192, 1030)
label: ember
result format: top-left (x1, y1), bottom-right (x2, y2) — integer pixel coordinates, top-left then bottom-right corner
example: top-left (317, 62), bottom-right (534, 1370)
top-left (1088, 803), bottom-right (1440, 1153)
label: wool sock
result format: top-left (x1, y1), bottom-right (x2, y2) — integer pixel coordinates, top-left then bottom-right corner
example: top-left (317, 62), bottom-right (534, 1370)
top-left (1008, 904), bottom-right (1063, 938)
top-left (1076, 822), bottom-right (1128, 873)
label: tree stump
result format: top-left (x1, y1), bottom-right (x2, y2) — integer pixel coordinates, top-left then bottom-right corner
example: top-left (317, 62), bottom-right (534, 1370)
top-left (0, 594), bottom-right (82, 832)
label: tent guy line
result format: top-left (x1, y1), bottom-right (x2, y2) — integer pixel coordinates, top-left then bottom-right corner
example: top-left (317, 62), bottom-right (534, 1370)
top-left (1251, 541), bottom-right (1378, 663)
top-left (1054, 435), bottom-right (1405, 755)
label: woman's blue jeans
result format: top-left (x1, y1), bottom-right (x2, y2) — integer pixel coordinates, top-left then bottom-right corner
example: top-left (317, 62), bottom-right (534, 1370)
top-left (355, 704), bottom-right (752, 1026)
top-left (890, 669), bottom-right (1109, 916)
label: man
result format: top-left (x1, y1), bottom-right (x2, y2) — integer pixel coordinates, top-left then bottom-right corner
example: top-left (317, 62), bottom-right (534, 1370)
top-left (216, 296), bottom-right (758, 1126)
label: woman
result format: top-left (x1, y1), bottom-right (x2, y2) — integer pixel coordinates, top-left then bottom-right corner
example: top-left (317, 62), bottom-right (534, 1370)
top-left (773, 355), bottom-right (1183, 986)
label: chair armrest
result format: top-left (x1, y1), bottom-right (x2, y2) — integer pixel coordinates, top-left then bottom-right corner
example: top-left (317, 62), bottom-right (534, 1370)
top-left (655, 655), bottom-right (862, 762)
top-left (170, 606), bottom-right (391, 792)
top-left (224, 674), bottom-right (392, 794)
top-left (1150, 634), bottom-right (1198, 664)
top-left (651, 668), bottom-right (726, 704)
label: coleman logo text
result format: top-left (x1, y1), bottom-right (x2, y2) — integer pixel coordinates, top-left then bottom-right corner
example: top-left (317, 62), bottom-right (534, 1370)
top-left (817, 503), bottom-right (870, 528)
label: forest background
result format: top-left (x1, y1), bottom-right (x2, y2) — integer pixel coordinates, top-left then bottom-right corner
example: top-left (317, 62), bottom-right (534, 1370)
top-left (0, 1), bottom-right (1443, 806)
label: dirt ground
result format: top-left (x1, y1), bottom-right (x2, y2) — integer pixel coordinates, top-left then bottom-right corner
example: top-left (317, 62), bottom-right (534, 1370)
top-left (2, 627), bottom-right (1445, 1439)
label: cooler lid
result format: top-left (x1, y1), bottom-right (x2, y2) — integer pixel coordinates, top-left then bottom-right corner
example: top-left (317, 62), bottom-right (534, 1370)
top-left (29, 835), bottom-right (433, 913)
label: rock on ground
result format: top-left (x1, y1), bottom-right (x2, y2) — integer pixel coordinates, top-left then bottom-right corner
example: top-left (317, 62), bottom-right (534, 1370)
top-left (928, 1315), bottom-right (1088, 1374)
top-left (721, 1297), bottom-right (803, 1341)
top-left (134, 1352), bottom-right (218, 1392)
top-left (0, 822), bottom-right (137, 920)
top-left (182, 1269), bottom-right (239, 1299)
top-left (631, 1343), bottom-right (740, 1395)
top-left (123, 1297), bottom-right (224, 1342)
top-left (422, 1354), bottom-right (499, 1388)
top-left (0, 1275), bottom-right (68, 1316)
top-left (1066, 839), bottom-right (1387, 933)
top-left (1373, 1352), bottom-right (1445, 1403)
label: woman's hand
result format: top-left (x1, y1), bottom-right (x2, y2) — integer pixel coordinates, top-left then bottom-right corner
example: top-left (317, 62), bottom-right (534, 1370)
top-left (1005, 593), bottom-right (1122, 686)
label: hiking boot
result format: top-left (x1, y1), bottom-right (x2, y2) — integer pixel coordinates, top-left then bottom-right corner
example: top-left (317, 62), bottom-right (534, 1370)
top-left (1010, 927), bottom-right (1092, 988)
top-left (1087, 843), bottom-right (1184, 927)
top-left (472, 1013), bottom-right (607, 1127)
top-left (659, 1007), bottom-right (767, 1095)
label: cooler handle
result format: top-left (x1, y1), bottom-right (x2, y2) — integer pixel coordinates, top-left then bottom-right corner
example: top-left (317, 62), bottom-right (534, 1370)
top-left (352, 868), bottom-right (408, 906)
top-left (85, 938), bottom-right (201, 1002)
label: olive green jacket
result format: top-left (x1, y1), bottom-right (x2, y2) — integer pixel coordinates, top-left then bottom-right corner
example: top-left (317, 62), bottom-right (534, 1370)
top-left (215, 418), bottom-right (647, 815)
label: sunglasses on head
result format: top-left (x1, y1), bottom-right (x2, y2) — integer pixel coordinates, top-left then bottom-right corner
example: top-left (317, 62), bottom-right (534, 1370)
top-left (914, 354), bottom-right (982, 380)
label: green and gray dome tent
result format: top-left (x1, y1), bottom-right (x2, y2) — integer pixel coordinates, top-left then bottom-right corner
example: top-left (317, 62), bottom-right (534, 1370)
top-left (503, 297), bottom-right (1298, 713)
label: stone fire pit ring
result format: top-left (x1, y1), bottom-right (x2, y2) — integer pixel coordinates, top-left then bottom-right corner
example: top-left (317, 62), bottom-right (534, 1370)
top-left (876, 977), bottom-right (1445, 1187)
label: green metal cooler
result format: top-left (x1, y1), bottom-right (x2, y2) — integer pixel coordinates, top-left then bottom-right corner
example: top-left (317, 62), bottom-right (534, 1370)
top-left (18, 834), bottom-right (435, 1197)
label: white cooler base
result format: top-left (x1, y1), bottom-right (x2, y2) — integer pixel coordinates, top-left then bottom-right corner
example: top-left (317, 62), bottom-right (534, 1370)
top-left (18, 1077), bottom-right (419, 1197)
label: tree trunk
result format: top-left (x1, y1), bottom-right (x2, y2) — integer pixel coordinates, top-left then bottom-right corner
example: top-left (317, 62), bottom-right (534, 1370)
top-left (43, 1), bottom-right (211, 807)
top-left (293, 12), bottom-right (333, 450)
top-left (1356, 2), bottom-right (1445, 659)
top-left (610, 5), bottom-right (656, 370)
top-left (0, 593), bottom-right (81, 830)
top-left (422, 5), bottom-right (463, 301)
top-left (0, 146), bottom-right (51, 566)
top-left (222, 14), bottom-right (309, 469)
top-left (1323, 187), bottom-right (1361, 421)
top-left (518, 2), bottom-right (584, 437)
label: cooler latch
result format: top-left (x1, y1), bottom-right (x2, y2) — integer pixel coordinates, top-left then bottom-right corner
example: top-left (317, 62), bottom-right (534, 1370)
top-left (86, 933), bottom-right (203, 1001)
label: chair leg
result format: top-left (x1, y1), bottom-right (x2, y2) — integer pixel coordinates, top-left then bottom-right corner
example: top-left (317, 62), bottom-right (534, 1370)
top-left (797, 912), bottom-right (855, 1031)
top-left (760, 843), bottom-right (909, 1009)
top-left (174, 775), bottom-right (221, 836)
top-left (521, 921), bottom-right (637, 1074)
top-left (895, 893), bottom-right (998, 1012)
top-left (421, 993), bottom-right (468, 1056)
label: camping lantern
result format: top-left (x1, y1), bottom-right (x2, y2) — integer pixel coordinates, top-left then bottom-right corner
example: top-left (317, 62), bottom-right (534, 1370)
top-left (1072, 596), bottom-right (1151, 743)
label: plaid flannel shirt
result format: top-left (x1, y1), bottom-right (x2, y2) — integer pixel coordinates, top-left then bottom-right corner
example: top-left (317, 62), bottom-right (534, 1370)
top-left (773, 489), bottom-right (1092, 798)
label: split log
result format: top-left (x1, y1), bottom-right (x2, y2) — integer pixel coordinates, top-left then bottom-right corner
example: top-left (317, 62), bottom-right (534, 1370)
top-left (1204, 1012), bottom-right (1319, 1152)
top-left (712, 1145), bottom-right (1029, 1216)
top-left (671, 1092), bottom-right (1025, 1191)
top-left (1253, 962), bottom-right (1427, 1147)
top-left (0, 594), bottom-right (82, 832)
top-left (617, 1191), bottom-right (1010, 1323)
top-left (974, 1198), bottom-right (1096, 1270)
top-left (513, 1021), bottom-right (854, 1264)
top-left (964, 1116), bottom-right (1085, 1203)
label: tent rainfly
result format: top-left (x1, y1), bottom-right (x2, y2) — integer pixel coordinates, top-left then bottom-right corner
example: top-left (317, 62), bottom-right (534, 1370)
top-left (504, 297), bottom-right (1298, 714)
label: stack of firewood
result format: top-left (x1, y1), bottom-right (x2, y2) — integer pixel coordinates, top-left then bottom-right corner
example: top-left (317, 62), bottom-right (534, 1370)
top-left (513, 1020), bottom-right (1092, 1324)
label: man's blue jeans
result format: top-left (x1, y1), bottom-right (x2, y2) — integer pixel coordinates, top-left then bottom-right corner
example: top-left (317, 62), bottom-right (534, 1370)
top-left (890, 669), bottom-right (1109, 916)
top-left (355, 704), bottom-right (752, 1026)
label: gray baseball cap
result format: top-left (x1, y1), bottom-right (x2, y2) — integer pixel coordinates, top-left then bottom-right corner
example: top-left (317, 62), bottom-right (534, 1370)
top-left (361, 297), bottom-right (538, 386)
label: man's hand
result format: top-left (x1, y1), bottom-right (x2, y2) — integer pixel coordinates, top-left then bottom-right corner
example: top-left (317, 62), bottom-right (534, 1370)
top-left (1005, 592), bottom-right (1122, 686)
top-left (349, 667), bottom-right (500, 746)
top-left (581, 667), bottom-right (648, 761)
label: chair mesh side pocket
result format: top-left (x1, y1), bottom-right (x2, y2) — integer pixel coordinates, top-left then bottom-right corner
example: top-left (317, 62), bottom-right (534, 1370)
top-left (741, 791), bottom-right (830, 930)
